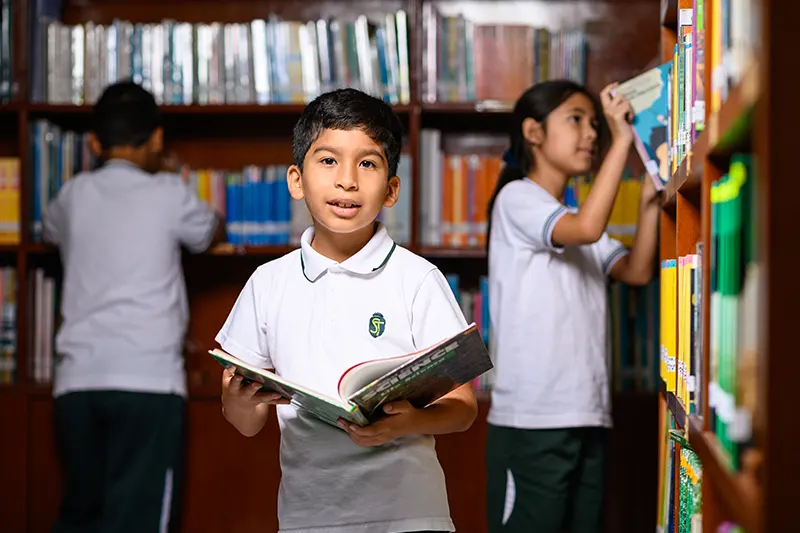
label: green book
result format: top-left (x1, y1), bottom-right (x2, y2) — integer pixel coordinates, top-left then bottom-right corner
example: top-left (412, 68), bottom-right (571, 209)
top-left (210, 323), bottom-right (493, 430)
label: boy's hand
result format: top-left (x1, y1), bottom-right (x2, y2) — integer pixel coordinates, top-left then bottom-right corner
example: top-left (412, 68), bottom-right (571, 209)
top-left (600, 83), bottom-right (634, 145)
top-left (221, 366), bottom-right (290, 410)
top-left (338, 400), bottom-right (421, 447)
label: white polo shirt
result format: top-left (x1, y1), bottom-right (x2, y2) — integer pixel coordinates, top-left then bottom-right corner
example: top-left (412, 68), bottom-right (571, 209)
top-left (216, 222), bottom-right (467, 533)
top-left (487, 178), bottom-right (629, 429)
top-left (43, 159), bottom-right (218, 398)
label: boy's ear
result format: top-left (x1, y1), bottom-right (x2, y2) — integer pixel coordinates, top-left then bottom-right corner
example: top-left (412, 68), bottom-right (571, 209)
top-left (522, 117), bottom-right (544, 146)
top-left (88, 132), bottom-right (103, 158)
top-left (383, 176), bottom-right (400, 208)
top-left (286, 165), bottom-right (304, 201)
top-left (149, 127), bottom-right (164, 153)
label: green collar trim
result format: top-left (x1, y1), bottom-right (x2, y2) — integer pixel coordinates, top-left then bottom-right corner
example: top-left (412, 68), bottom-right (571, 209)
top-left (300, 241), bottom-right (397, 282)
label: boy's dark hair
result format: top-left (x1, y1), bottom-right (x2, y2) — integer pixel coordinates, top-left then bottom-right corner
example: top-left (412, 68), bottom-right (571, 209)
top-left (292, 88), bottom-right (404, 178)
top-left (92, 81), bottom-right (162, 150)
top-left (486, 80), bottom-right (610, 249)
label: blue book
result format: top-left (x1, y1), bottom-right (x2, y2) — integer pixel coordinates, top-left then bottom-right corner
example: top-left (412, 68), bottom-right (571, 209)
top-left (614, 62), bottom-right (671, 191)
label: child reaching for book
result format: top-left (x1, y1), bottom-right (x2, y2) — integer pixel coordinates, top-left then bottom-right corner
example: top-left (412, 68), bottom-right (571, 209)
top-left (217, 88), bottom-right (479, 533)
top-left (43, 81), bottom-right (224, 533)
top-left (484, 80), bottom-right (660, 533)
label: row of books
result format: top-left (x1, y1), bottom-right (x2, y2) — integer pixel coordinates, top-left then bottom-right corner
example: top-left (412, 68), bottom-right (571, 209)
top-left (666, 0), bottom-right (758, 184)
top-left (657, 412), bottom-right (703, 533)
top-left (184, 155), bottom-right (412, 247)
top-left (444, 274), bottom-right (491, 392)
top-left (615, 0), bottom-right (759, 191)
top-left (667, 0), bottom-right (706, 175)
top-left (417, 130), bottom-right (503, 248)
top-left (709, 0), bottom-right (759, 116)
top-left (30, 121), bottom-right (98, 242)
top-left (659, 246), bottom-right (704, 416)
top-left (421, 3), bottom-right (586, 104)
top-left (34, 12), bottom-right (411, 106)
top-left (709, 153), bottom-right (757, 471)
top-left (0, 0), bottom-right (11, 103)
top-left (608, 280), bottom-right (660, 394)
top-left (0, 266), bottom-right (16, 384)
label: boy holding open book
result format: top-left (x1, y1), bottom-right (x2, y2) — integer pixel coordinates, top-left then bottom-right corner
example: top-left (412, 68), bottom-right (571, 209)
top-left (216, 88), bottom-right (483, 533)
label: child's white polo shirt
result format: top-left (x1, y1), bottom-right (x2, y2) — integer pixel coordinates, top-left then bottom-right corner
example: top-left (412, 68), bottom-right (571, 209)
top-left (216, 222), bottom-right (467, 533)
top-left (43, 159), bottom-right (218, 398)
top-left (487, 178), bottom-right (629, 430)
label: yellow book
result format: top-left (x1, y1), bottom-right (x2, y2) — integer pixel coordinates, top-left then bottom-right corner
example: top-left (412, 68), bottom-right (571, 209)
top-left (666, 259), bottom-right (677, 392)
top-left (0, 158), bottom-right (20, 244)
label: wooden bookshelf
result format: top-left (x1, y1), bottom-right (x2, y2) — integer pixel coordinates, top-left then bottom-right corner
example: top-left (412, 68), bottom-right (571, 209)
top-left (657, 0), bottom-right (792, 531)
top-left (0, 1), bottom-right (671, 532)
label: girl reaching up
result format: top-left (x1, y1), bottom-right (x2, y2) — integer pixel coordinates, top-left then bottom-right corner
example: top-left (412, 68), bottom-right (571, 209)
top-left (485, 80), bottom-right (660, 533)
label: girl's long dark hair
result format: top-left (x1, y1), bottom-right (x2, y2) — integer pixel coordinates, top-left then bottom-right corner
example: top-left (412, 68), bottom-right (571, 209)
top-left (485, 80), bottom-right (609, 251)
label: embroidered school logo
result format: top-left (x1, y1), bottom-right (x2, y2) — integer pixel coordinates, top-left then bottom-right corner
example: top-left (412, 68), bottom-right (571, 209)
top-left (369, 313), bottom-right (386, 338)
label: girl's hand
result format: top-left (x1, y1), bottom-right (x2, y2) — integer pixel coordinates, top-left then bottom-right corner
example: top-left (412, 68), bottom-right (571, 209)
top-left (600, 83), bottom-right (634, 145)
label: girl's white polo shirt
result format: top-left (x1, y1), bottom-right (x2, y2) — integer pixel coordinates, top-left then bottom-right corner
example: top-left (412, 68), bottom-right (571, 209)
top-left (216, 223), bottom-right (467, 533)
top-left (487, 179), bottom-right (629, 430)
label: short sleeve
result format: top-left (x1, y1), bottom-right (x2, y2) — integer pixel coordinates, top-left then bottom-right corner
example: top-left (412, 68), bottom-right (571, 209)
top-left (411, 269), bottom-right (469, 350)
top-left (43, 194), bottom-right (66, 245)
top-left (493, 181), bottom-right (568, 252)
top-left (215, 273), bottom-right (272, 369)
top-left (595, 232), bottom-right (630, 276)
top-left (174, 177), bottom-right (218, 253)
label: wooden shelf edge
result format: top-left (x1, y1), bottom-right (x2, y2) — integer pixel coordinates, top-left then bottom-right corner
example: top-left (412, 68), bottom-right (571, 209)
top-left (18, 242), bottom-right (492, 259)
top-left (660, 0), bottom-right (678, 28)
top-left (687, 416), bottom-right (763, 533)
top-left (26, 103), bottom-right (415, 115)
top-left (421, 101), bottom-right (514, 114)
top-left (415, 246), bottom-right (487, 258)
top-left (708, 65), bottom-right (759, 159)
top-left (205, 243), bottom-right (298, 256)
top-left (659, 381), bottom-right (687, 429)
top-left (662, 129), bottom-right (707, 209)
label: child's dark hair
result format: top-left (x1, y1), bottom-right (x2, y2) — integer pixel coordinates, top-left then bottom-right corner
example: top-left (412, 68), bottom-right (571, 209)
top-left (486, 80), bottom-right (608, 248)
top-left (92, 81), bottom-right (162, 150)
top-left (292, 88), bottom-right (404, 178)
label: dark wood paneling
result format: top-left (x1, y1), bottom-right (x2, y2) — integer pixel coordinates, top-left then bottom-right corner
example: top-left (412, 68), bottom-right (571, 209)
top-left (0, 394), bottom-right (28, 532)
top-left (27, 397), bottom-right (61, 533)
top-left (181, 400), bottom-right (282, 533)
top-left (62, 0), bottom-right (412, 26)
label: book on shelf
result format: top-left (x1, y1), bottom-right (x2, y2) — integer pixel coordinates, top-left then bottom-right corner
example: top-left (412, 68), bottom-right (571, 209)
top-left (613, 63), bottom-right (671, 191)
top-left (0, 266), bottom-right (17, 385)
top-left (210, 323), bottom-right (493, 429)
top-left (0, 158), bottom-right (21, 245)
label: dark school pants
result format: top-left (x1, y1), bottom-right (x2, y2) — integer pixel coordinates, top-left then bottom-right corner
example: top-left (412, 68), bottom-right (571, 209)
top-left (486, 424), bottom-right (608, 533)
top-left (52, 390), bottom-right (185, 533)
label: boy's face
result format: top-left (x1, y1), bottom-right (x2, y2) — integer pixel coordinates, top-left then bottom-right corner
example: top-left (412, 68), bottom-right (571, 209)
top-left (287, 128), bottom-right (400, 236)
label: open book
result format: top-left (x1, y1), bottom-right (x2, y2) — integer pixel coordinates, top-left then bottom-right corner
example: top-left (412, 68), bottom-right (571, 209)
top-left (210, 323), bottom-right (492, 429)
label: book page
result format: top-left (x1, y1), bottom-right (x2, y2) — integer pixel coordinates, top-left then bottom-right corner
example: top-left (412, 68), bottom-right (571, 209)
top-left (209, 349), bottom-right (368, 427)
top-left (346, 324), bottom-right (493, 419)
